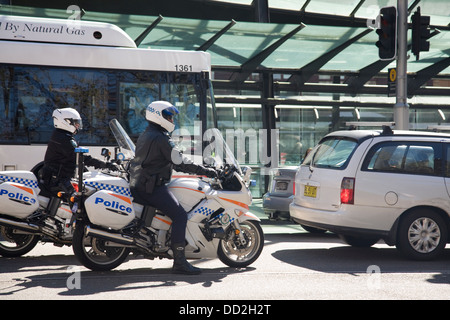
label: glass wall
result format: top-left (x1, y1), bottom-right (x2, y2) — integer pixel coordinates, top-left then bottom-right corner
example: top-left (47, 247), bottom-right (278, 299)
top-left (216, 101), bottom-right (450, 198)
top-left (276, 106), bottom-right (330, 166)
top-left (216, 103), bottom-right (265, 196)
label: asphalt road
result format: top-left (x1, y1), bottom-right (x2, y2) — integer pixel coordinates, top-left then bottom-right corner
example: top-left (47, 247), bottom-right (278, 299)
top-left (1, 200), bottom-right (450, 302)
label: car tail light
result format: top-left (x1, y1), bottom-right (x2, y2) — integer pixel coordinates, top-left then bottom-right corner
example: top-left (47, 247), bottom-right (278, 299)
top-left (340, 177), bottom-right (355, 204)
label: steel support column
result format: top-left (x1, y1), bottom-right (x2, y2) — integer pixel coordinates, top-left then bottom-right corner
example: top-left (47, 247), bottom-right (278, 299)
top-left (394, 0), bottom-right (410, 130)
top-left (261, 73), bottom-right (275, 191)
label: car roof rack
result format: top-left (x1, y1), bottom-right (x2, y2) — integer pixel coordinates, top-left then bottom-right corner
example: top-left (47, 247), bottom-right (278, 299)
top-left (427, 125), bottom-right (450, 132)
top-left (345, 121), bottom-right (395, 132)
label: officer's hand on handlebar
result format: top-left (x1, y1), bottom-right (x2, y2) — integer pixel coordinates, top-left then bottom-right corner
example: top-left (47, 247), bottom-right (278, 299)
top-left (216, 168), bottom-right (224, 178)
top-left (105, 162), bottom-right (121, 171)
top-left (203, 167), bottom-right (218, 179)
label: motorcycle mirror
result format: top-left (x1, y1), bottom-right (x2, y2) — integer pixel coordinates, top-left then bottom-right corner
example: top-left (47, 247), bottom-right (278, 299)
top-left (101, 147), bottom-right (111, 160)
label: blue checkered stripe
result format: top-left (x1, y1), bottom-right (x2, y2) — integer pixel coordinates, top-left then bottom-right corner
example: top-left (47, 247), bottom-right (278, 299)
top-left (0, 174), bottom-right (39, 189)
top-left (193, 206), bottom-right (235, 224)
top-left (85, 181), bottom-right (132, 197)
top-left (194, 206), bottom-right (215, 217)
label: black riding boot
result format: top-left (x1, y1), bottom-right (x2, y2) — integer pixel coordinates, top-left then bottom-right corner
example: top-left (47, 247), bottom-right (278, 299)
top-left (171, 243), bottom-right (202, 275)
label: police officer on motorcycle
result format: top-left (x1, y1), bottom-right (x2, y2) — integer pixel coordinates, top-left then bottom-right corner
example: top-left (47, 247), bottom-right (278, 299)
top-left (129, 101), bottom-right (216, 275)
top-left (41, 108), bottom-right (118, 198)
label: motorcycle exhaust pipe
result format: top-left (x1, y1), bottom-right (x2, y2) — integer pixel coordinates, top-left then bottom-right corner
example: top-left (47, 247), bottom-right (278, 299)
top-left (85, 225), bottom-right (135, 247)
top-left (0, 217), bottom-right (40, 233)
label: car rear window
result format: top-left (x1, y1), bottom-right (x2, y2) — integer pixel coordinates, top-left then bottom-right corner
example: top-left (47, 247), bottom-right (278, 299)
top-left (362, 141), bottom-right (442, 176)
top-left (303, 137), bottom-right (358, 170)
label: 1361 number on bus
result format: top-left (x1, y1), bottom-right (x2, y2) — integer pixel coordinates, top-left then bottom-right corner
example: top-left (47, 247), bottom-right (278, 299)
top-left (175, 64), bottom-right (193, 72)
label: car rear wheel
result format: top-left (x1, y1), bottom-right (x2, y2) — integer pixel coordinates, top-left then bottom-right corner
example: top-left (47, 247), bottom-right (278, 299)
top-left (396, 209), bottom-right (447, 260)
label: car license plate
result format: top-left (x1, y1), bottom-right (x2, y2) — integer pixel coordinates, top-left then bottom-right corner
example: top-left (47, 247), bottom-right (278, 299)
top-left (304, 185), bottom-right (317, 198)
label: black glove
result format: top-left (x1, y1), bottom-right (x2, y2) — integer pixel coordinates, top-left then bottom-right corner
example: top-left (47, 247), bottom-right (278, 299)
top-left (105, 162), bottom-right (120, 171)
top-left (202, 167), bottom-right (217, 178)
top-left (57, 179), bottom-right (76, 196)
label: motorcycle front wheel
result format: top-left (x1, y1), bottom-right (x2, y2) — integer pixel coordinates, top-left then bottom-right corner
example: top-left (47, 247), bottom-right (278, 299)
top-left (218, 220), bottom-right (264, 268)
top-left (0, 226), bottom-right (40, 257)
top-left (72, 221), bottom-right (131, 271)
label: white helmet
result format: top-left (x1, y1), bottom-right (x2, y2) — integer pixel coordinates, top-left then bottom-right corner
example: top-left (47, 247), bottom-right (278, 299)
top-left (52, 108), bottom-right (83, 134)
top-left (145, 101), bottom-right (179, 133)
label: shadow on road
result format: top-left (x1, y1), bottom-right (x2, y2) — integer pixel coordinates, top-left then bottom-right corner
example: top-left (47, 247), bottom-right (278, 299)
top-left (0, 253), bottom-right (255, 297)
top-left (271, 241), bottom-right (450, 285)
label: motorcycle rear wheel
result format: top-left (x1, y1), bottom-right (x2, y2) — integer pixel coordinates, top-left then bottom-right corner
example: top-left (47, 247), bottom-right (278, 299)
top-left (0, 226), bottom-right (40, 257)
top-left (72, 221), bottom-right (131, 271)
top-left (218, 220), bottom-right (264, 268)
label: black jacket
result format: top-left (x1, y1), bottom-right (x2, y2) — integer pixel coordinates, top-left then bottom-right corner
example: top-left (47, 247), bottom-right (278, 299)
top-left (129, 122), bottom-right (211, 195)
top-left (43, 128), bottom-right (106, 179)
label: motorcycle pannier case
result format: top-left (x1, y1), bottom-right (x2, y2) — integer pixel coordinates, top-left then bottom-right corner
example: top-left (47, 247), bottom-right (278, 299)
top-left (84, 190), bottom-right (135, 230)
top-left (0, 171), bottom-right (40, 219)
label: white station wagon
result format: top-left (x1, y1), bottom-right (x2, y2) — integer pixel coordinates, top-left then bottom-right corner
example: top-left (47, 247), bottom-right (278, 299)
top-left (289, 127), bottom-right (450, 260)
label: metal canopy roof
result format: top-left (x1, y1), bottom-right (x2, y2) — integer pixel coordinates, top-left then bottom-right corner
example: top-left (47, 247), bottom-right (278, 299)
top-left (1, 2), bottom-right (449, 100)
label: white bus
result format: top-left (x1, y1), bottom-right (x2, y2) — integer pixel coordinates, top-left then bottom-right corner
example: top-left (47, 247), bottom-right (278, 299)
top-left (0, 15), bottom-right (217, 170)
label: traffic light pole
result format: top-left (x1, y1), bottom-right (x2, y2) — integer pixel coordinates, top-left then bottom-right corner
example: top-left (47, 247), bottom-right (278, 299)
top-left (394, 0), bottom-right (409, 130)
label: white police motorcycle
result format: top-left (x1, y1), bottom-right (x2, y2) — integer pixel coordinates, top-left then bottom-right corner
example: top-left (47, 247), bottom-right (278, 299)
top-left (0, 169), bottom-right (75, 257)
top-left (71, 120), bottom-right (264, 271)
top-left (0, 123), bottom-right (124, 257)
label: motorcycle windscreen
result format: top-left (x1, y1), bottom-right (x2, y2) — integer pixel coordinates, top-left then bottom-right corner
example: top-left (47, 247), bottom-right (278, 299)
top-left (109, 118), bottom-right (135, 159)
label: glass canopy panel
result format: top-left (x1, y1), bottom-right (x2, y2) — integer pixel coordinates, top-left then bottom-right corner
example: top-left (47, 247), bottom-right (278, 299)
top-left (96, 13), bottom-right (161, 42)
top-left (137, 17), bottom-right (233, 51)
top-left (305, 0), bottom-right (364, 16)
top-left (353, 0), bottom-right (397, 19)
top-left (0, 4), bottom-right (449, 75)
top-left (419, 0), bottom-right (450, 27)
top-left (407, 52), bottom-right (450, 73)
top-left (405, 30), bottom-right (450, 73)
top-left (268, 0), bottom-right (308, 10)
top-left (321, 29), bottom-right (379, 71)
top-left (242, 24), bottom-right (365, 69)
top-left (207, 21), bottom-right (298, 66)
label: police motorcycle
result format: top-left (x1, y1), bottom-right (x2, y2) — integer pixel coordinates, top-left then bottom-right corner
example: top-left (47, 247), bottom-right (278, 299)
top-left (71, 121), bottom-right (264, 271)
top-left (0, 169), bottom-right (73, 257)
top-left (0, 124), bottom-right (125, 257)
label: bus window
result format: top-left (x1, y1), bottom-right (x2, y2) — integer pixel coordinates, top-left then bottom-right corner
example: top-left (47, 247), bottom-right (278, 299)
top-left (1, 65), bottom-right (215, 149)
top-left (120, 81), bottom-right (158, 136)
top-left (164, 83), bottom-right (200, 136)
top-left (0, 65), bottom-right (113, 145)
top-left (206, 84), bottom-right (217, 132)
top-left (119, 73), bottom-right (203, 138)
top-left (0, 66), bottom-right (21, 143)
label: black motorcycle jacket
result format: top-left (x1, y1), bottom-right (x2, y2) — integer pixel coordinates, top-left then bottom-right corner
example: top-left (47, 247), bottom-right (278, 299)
top-left (129, 122), bottom-right (214, 195)
top-left (43, 128), bottom-right (107, 180)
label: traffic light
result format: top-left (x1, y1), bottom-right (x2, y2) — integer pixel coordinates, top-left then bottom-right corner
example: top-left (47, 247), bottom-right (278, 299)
top-left (411, 7), bottom-right (430, 61)
top-left (375, 6), bottom-right (397, 60)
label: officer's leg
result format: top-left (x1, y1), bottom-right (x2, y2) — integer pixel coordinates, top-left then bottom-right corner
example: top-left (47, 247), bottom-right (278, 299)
top-left (145, 185), bottom-right (187, 243)
top-left (145, 186), bottom-right (201, 275)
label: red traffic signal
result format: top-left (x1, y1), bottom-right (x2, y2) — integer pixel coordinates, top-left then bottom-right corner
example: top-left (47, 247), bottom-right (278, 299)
top-left (375, 6), bottom-right (397, 60)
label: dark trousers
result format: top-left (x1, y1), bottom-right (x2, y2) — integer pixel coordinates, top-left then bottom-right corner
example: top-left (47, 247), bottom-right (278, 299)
top-left (133, 185), bottom-right (187, 244)
top-left (40, 166), bottom-right (75, 198)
